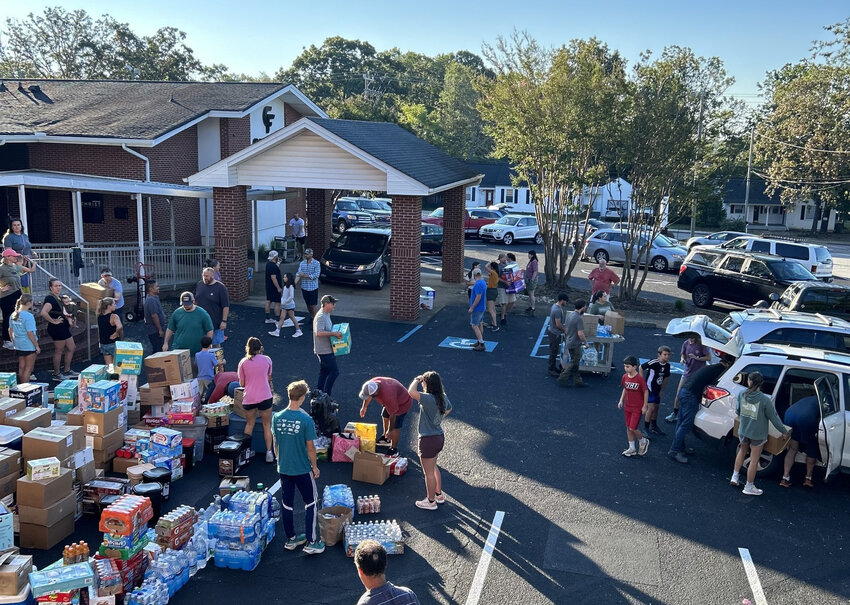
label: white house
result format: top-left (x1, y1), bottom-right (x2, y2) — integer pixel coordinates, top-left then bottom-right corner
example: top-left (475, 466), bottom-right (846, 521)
top-left (723, 177), bottom-right (837, 232)
top-left (464, 161), bottom-right (531, 210)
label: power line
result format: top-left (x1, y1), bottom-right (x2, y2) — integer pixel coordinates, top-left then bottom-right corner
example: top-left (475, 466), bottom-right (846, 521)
top-left (755, 131), bottom-right (850, 155)
top-left (751, 169), bottom-right (850, 186)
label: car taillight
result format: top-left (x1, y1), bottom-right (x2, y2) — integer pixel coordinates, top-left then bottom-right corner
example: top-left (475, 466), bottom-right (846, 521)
top-left (702, 386), bottom-right (729, 407)
top-left (679, 264), bottom-right (687, 275)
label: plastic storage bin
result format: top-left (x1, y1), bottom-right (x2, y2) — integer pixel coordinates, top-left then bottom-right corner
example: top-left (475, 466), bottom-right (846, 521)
top-left (0, 426), bottom-right (24, 450)
top-left (227, 413), bottom-right (269, 453)
top-left (0, 583), bottom-right (34, 605)
top-left (168, 417), bottom-right (207, 461)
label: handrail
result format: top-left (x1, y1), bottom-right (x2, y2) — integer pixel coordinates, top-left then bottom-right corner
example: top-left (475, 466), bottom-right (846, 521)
top-left (35, 264), bottom-right (92, 361)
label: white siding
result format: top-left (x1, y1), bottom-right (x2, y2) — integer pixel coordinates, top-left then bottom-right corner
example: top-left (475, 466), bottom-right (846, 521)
top-left (249, 98), bottom-right (287, 143)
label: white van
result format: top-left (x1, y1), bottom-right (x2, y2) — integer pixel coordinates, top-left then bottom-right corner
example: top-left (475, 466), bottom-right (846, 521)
top-left (698, 236), bottom-right (833, 280)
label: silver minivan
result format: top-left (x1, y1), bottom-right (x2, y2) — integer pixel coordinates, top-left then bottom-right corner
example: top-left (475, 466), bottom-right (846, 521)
top-left (582, 229), bottom-right (688, 272)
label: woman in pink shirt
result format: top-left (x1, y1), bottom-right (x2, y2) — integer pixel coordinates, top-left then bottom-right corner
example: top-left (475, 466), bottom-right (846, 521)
top-left (237, 337), bottom-right (276, 463)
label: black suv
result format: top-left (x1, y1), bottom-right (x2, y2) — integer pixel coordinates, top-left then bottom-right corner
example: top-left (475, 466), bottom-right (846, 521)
top-left (677, 248), bottom-right (819, 308)
top-left (768, 281), bottom-right (850, 320)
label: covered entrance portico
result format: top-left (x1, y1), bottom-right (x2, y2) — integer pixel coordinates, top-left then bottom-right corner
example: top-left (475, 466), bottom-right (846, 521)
top-left (188, 117), bottom-right (481, 320)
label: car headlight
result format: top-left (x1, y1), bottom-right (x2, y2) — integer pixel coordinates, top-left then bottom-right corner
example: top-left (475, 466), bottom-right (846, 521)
top-left (321, 259), bottom-right (330, 266)
top-left (357, 261), bottom-right (377, 271)
top-left (672, 254), bottom-right (684, 260)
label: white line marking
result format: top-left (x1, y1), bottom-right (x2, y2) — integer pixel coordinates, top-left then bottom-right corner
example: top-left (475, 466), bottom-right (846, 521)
top-left (738, 548), bottom-right (768, 605)
top-left (269, 480), bottom-right (281, 496)
top-left (465, 511), bottom-right (505, 605)
top-left (530, 317), bottom-right (550, 358)
top-left (397, 324), bottom-right (423, 343)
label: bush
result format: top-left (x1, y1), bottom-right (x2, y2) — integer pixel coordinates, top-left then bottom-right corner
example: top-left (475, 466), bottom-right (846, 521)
top-left (721, 218), bottom-right (747, 232)
top-left (673, 299), bottom-right (686, 312)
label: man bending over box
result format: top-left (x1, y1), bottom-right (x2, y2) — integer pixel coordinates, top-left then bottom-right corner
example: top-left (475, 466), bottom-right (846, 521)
top-left (359, 377), bottom-right (412, 458)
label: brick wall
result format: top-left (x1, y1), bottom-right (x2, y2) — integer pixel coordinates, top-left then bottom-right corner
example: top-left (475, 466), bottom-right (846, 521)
top-left (283, 103), bottom-right (303, 126)
top-left (442, 185), bottom-right (466, 283)
top-left (390, 195), bottom-right (422, 321)
top-left (305, 189), bottom-right (333, 259)
top-left (213, 186), bottom-right (249, 302)
top-left (220, 117), bottom-right (250, 158)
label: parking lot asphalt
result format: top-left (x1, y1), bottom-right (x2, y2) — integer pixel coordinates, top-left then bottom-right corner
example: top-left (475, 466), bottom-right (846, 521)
top-left (31, 302), bottom-right (850, 604)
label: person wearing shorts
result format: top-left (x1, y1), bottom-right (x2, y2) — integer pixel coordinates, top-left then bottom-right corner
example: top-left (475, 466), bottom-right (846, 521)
top-left (9, 294), bottom-right (39, 384)
top-left (297, 249), bottom-right (320, 318)
top-left (237, 337), bottom-right (275, 463)
top-left (40, 278), bottom-right (78, 380)
top-left (289, 213), bottom-right (307, 261)
top-left (407, 371), bottom-right (453, 510)
top-left (618, 356), bottom-right (649, 457)
top-left (359, 376), bottom-right (413, 458)
top-left (780, 395), bottom-right (821, 488)
top-left (641, 346), bottom-right (671, 435)
top-left (468, 268), bottom-right (486, 351)
top-left (485, 261), bottom-right (499, 331)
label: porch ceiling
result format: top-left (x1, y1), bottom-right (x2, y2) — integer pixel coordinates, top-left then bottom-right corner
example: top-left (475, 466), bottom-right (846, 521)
top-left (0, 169), bottom-right (212, 198)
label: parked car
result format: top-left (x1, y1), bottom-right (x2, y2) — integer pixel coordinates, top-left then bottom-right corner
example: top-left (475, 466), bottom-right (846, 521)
top-left (699, 235), bottom-right (833, 280)
top-left (478, 214), bottom-right (543, 245)
top-left (693, 342), bottom-right (850, 478)
top-left (320, 227), bottom-right (391, 289)
top-left (333, 199), bottom-right (378, 233)
top-left (347, 197), bottom-right (392, 224)
top-left (677, 248), bottom-right (820, 308)
top-left (582, 229), bottom-right (687, 272)
top-left (420, 223), bottom-right (443, 254)
top-left (766, 281), bottom-right (850, 321)
top-left (685, 231), bottom-right (750, 249)
top-left (422, 207), bottom-right (502, 237)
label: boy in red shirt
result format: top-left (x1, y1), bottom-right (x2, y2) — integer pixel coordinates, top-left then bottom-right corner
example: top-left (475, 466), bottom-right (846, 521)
top-left (618, 356), bottom-right (649, 457)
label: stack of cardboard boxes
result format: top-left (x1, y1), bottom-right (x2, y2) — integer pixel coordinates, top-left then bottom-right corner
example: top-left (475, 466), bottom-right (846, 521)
top-left (83, 381), bottom-right (126, 472)
top-left (140, 350), bottom-right (193, 424)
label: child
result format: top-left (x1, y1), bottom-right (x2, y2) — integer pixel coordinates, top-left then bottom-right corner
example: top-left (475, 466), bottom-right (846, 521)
top-left (268, 273), bottom-right (303, 338)
top-left (195, 335), bottom-right (217, 404)
top-left (618, 356), bottom-right (649, 457)
top-left (97, 297), bottom-right (122, 369)
top-left (9, 294), bottom-right (39, 384)
top-left (642, 346), bottom-right (671, 435)
top-left (731, 371), bottom-right (789, 496)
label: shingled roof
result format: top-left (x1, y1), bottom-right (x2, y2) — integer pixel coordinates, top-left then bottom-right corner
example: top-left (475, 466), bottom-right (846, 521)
top-left (466, 160), bottom-right (528, 188)
top-left (307, 117), bottom-right (480, 190)
top-left (0, 79), bottom-right (313, 141)
top-left (723, 176), bottom-right (781, 206)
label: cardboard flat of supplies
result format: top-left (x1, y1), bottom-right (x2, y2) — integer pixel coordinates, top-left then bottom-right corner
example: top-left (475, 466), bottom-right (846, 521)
top-left (17, 468), bottom-right (73, 508)
top-left (733, 418), bottom-right (792, 456)
top-left (0, 553), bottom-right (32, 596)
top-left (144, 350), bottom-right (193, 388)
top-left (7, 408), bottom-right (51, 433)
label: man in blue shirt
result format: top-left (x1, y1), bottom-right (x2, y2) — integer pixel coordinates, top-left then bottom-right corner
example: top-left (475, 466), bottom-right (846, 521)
top-left (98, 268), bottom-right (124, 311)
top-left (468, 268), bottom-right (487, 352)
top-left (272, 379), bottom-right (324, 555)
top-left (297, 248), bottom-right (320, 319)
top-left (355, 540), bottom-right (420, 605)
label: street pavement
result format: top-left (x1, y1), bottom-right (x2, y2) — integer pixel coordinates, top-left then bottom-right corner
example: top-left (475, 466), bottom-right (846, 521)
top-left (30, 302), bottom-right (850, 604)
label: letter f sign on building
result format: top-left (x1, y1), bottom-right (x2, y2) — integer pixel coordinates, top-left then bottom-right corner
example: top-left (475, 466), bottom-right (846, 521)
top-left (262, 106), bottom-right (276, 134)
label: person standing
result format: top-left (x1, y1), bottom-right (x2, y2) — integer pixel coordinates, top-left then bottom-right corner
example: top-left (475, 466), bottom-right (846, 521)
top-left (0, 248), bottom-right (34, 350)
top-left (588, 290), bottom-right (615, 316)
top-left (780, 395), bottom-right (820, 489)
top-left (730, 371), bottom-right (788, 495)
top-left (273, 379), bottom-right (324, 555)
top-left (359, 376), bottom-right (414, 458)
top-left (195, 267), bottom-right (229, 346)
top-left (206, 259), bottom-right (222, 282)
top-left (524, 250), bottom-right (539, 315)
top-left (143, 279), bottom-right (166, 354)
top-left (288, 212), bottom-right (307, 261)
top-left (495, 253), bottom-right (510, 326)
top-left (264, 250), bottom-right (282, 324)
top-left (268, 273), bottom-right (302, 338)
top-left (3, 219), bottom-right (37, 294)
top-left (297, 248), bottom-right (321, 319)
top-left (237, 337), bottom-right (275, 463)
top-left (98, 268), bottom-right (124, 312)
top-left (666, 335), bottom-right (711, 423)
top-left (668, 355), bottom-right (734, 464)
top-left (195, 336), bottom-right (217, 404)
top-left (313, 295), bottom-right (342, 397)
top-left (588, 258), bottom-right (619, 297)
top-left (500, 253), bottom-right (518, 325)
top-left (618, 356), bottom-right (650, 457)
top-left (40, 279), bottom-right (77, 380)
top-left (97, 297), bottom-right (122, 368)
top-left (163, 292), bottom-right (213, 356)
top-left (559, 300), bottom-right (589, 388)
top-left (547, 293), bottom-right (569, 377)
top-left (354, 541), bottom-right (419, 605)
top-left (484, 261), bottom-right (500, 331)
top-left (407, 371), bottom-right (452, 510)
top-left (641, 346), bottom-right (671, 435)
top-left (464, 262), bottom-right (481, 301)
top-left (467, 268), bottom-right (487, 351)
top-left (9, 294), bottom-right (39, 385)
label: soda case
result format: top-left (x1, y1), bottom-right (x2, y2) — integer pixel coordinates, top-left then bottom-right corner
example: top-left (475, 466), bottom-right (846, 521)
top-left (79, 365), bottom-right (108, 409)
top-left (356, 495), bottom-right (382, 514)
top-left (344, 521), bottom-right (404, 557)
top-left (98, 495), bottom-right (154, 536)
top-left (29, 562), bottom-right (95, 598)
top-left (87, 380), bottom-right (122, 413)
top-left (154, 506), bottom-right (197, 550)
top-left (322, 484), bottom-right (355, 517)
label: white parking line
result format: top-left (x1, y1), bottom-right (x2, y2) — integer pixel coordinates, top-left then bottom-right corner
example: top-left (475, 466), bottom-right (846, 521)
top-left (269, 480), bottom-right (281, 496)
top-left (465, 511), bottom-right (505, 605)
top-left (530, 317), bottom-right (550, 358)
top-left (738, 548), bottom-right (768, 605)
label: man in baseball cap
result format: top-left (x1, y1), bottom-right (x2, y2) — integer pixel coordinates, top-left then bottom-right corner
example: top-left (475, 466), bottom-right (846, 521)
top-left (264, 250), bottom-right (282, 324)
top-left (163, 291), bottom-right (213, 355)
top-left (359, 376), bottom-right (413, 457)
top-left (320, 294), bottom-right (338, 305)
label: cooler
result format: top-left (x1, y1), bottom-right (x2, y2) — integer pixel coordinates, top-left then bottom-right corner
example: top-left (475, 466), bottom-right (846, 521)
top-left (0, 583), bottom-right (34, 605)
top-left (0, 426), bottom-right (23, 450)
top-left (227, 414), bottom-right (268, 454)
top-left (142, 467), bottom-right (172, 502)
top-left (132, 483), bottom-right (163, 521)
top-left (218, 436), bottom-right (250, 476)
top-left (205, 426), bottom-right (229, 453)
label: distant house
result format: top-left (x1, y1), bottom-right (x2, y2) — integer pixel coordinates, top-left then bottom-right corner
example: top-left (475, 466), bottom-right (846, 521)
top-left (579, 178), bottom-right (633, 219)
top-left (723, 177), bottom-right (837, 231)
top-left (465, 161), bottom-right (531, 209)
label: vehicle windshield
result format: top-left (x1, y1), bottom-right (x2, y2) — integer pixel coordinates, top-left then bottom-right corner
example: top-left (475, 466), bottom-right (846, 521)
top-left (723, 237), bottom-right (750, 249)
top-left (337, 202), bottom-right (358, 211)
top-left (429, 208), bottom-right (444, 218)
top-left (815, 247), bottom-right (832, 262)
top-left (768, 261), bottom-right (816, 281)
top-left (334, 232), bottom-right (388, 254)
top-left (495, 217), bottom-right (521, 226)
top-left (652, 234), bottom-right (678, 248)
top-left (375, 201), bottom-right (392, 211)
top-left (358, 200), bottom-right (384, 210)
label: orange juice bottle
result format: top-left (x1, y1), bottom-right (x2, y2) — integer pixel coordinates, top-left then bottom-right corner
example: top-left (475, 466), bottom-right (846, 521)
top-left (81, 541), bottom-right (89, 562)
top-left (63, 545), bottom-right (73, 565)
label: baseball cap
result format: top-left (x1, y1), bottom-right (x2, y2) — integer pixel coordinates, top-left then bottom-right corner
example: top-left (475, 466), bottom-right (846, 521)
top-left (304, 248), bottom-right (314, 256)
top-left (268, 250), bottom-right (278, 259)
top-left (472, 268), bottom-right (482, 276)
top-left (358, 381), bottom-right (378, 400)
top-left (180, 292), bottom-right (195, 307)
top-left (321, 294), bottom-right (338, 305)
top-left (1, 248), bottom-right (20, 258)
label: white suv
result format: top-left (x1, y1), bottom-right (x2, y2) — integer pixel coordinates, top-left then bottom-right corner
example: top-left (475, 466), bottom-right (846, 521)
top-left (692, 343), bottom-right (850, 478)
top-left (698, 236), bottom-right (833, 280)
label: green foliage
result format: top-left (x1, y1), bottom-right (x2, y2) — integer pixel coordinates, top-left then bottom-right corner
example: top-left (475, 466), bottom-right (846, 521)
top-left (721, 217), bottom-right (747, 231)
top-left (673, 299), bottom-right (686, 312)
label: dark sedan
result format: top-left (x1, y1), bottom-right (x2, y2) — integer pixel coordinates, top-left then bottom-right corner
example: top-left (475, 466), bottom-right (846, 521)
top-left (421, 223), bottom-right (443, 254)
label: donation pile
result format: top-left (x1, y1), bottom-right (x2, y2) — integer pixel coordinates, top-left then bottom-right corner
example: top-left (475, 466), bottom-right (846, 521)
top-left (208, 487), bottom-right (276, 571)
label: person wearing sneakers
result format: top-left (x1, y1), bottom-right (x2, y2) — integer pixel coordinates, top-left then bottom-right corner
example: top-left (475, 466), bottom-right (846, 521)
top-left (268, 273), bottom-right (302, 338)
top-left (666, 334), bottom-right (710, 423)
top-left (780, 395), bottom-right (820, 489)
top-left (264, 250), bottom-right (282, 324)
top-left (618, 356), bottom-right (650, 457)
top-left (641, 346), bottom-right (671, 436)
top-left (359, 377), bottom-right (413, 458)
top-left (467, 268), bottom-right (487, 351)
top-left (484, 261), bottom-right (500, 331)
top-left (313, 295), bottom-right (342, 396)
top-left (546, 293), bottom-right (569, 377)
top-left (408, 371), bottom-right (452, 510)
top-left (273, 379), bottom-right (324, 555)
top-left (0, 248), bottom-right (34, 350)
top-left (40, 278), bottom-right (77, 380)
top-left (558, 300), bottom-right (589, 388)
top-left (237, 337), bottom-right (276, 464)
top-left (730, 371), bottom-right (788, 496)
top-left (524, 250), bottom-right (539, 315)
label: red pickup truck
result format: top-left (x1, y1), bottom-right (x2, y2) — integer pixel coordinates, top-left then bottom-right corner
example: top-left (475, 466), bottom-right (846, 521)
top-left (422, 207), bottom-right (504, 237)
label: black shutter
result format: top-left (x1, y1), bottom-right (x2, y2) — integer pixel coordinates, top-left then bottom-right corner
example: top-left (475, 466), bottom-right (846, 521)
top-left (500, 189), bottom-right (505, 203)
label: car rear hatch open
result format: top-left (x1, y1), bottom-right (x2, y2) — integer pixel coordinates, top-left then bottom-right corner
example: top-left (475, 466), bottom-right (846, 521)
top-left (666, 315), bottom-right (740, 357)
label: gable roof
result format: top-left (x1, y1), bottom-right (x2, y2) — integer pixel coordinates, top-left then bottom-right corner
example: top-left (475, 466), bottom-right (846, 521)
top-left (0, 79), bottom-right (326, 145)
top-left (723, 176), bottom-right (782, 206)
top-left (465, 161), bottom-right (527, 188)
top-left (306, 117), bottom-right (480, 190)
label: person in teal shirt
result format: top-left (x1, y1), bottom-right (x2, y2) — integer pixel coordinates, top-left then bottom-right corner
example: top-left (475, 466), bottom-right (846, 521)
top-left (163, 292), bottom-right (213, 355)
top-left (272, 379), bottom-right (324, 555)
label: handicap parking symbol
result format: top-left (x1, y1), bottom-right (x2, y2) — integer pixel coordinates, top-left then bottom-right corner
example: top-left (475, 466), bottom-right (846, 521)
top-left (438, 337), bottom-right (498, 352)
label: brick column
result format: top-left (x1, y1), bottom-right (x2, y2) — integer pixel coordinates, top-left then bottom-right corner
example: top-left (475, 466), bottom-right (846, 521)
top-left (390, 195), bottom-right (422, 321)
top-left (441, 185), bottom-right (466, 283)
top-left (305, 188), bottom-right (333, 259)
top-left (213, 186), bottom-right (250, 302)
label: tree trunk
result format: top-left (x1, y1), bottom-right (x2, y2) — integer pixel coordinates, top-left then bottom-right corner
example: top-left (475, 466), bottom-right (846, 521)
top-left (809, 199), bottom-right (822, 235)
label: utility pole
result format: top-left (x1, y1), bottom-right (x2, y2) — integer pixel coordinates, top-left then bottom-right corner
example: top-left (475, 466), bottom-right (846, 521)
top-left (690, 92), bottom-right (705, 238)
top-left (743, 125), bottom-right (755, 233)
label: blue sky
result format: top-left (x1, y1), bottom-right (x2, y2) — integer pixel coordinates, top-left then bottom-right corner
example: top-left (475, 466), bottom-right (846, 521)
top-left (5, 1), bottom-right (847, 103)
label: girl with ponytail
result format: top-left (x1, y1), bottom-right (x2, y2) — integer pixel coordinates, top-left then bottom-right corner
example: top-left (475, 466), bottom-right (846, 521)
top-left (9, 294), bottom-right (39, 384)
top-left (237, 337), bottom-right (275, 463)
top-left (408, 370), bottom-right (453, 510)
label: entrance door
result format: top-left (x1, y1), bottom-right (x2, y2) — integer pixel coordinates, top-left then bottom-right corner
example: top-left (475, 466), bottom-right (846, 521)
top-left (485, 190), bottom-right (494, 205)
top-left (752, 206), bottom-right (760, 223)
top-left (24, 189), bottom-right (51, 244)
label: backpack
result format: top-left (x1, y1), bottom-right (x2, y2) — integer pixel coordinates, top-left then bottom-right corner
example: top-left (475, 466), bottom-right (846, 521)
top-left (309, 389), bottom-right (340, 437)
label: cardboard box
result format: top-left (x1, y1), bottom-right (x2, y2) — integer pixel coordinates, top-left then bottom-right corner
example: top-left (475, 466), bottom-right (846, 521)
top-left (582, 314), bottom-right (603, 337)
top-left (23, 427), bottom-right (83, 462)
top-left (18, 491), bottom-right (77, 526)
top-left (26, 457), bottom-right (60, 481)
top-left (733, 418), bottom-right (792, 456)
top-left (9, 384), bottom-right (43, 408)
top-left (352, 451), bottom-right (390, 485)
top-left (420, 287), bottom-right (436, 310)
top-left (330, 323), bottom-right (351, 356)
top-left (232, 388), bottom-right (246, 419)
top-left (87, 380), bottom-right (122, 413)
top-left (144, 350), bottom-right (193, 388)
top-left (80, 282), bottom-right (109, 314)
top-left (0, 553), bottom-right (31, 596)
top-left (603, 311), bottom-right (625, 336)
top-left (111, 457), bottom-right (139, 476)
top-left (115, 342), bottom-right (144, 375)
top-left (138, 384), bottom-right (171, 405)
top-left (0, 505), bottom-right (11, 551)
top-left (218, 476), bottom-right (250, 497)
top-left (169, 379), bottom-right (199, 401)
top-left (0, 448), bottom-right (21, 478)
top-left (18, 512), bottom-right (74, 550)
top-left (0, 472), bottom-right (18, 500)
top-left (66, 406), bottom-right (84, 426)
top-left (0, 375), bottom-right (15, 400)
top-left (79, 365), bottom-right (109, 410)
top-left (75, 459), bottom-right (96, 485)
top-left (86, 427), bottom-right (124, 455)
top-left (84, 407), bottom-right (123, 436)
top-left (0, 399), bottom-right (25, 424)
top-left (6, 407), bottom-right (51, 433)
top-left (53, 381), bottom-right (78, 413)
top-left (16, 468), bottom-right (73, 508)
